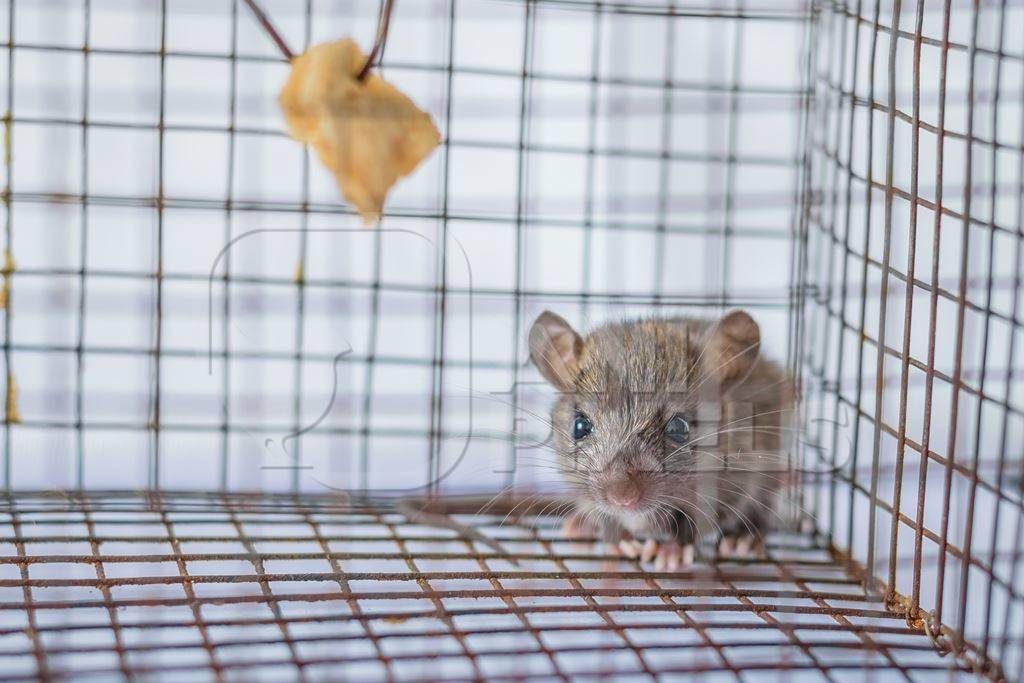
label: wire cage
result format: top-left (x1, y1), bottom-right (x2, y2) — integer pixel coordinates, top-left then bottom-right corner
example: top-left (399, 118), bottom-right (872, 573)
top-left (0, 0), bottom-right (1021, 680)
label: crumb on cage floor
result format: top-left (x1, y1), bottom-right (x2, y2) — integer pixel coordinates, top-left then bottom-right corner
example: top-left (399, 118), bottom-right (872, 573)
top-left (0, 491), bottom-right (975, 682)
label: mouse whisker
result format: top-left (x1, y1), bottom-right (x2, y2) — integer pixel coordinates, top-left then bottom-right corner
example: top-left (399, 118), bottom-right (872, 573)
top-left (689, 447), bottom-right (796, 475)
top-left (693, 490), bottom-right (759, 540)
top-left (716, 476), bottom-right (817, 520)
top-left (658, 504), bottom-right (681, 537)
top-left (473, 482), bottom-right (522, 517)
top-left (683, 448), bottom-right (794, 487)
top-left (648, 505), bottom-right (672, 537)
top-left (495, 490), bottom-right (548, 530)
top-left (495, 492), bottom-right (580, 529)
top-left (467, 389), bottom-right (578, 445)
top-left (535, 498), bottom-right (577, 526)
top-left (574, 502), bottom-right (610, 542)
top-left (663, 496), bottom-right (724, 545)
top-left (685, 405), bottom-right (798, 444)
top-left (513, 462), bottom-right (584, 478)
top-left (705, 477), bottom-right (814, 528)
top-left (703, 373), bottom-right (796, 405)
top-left (685, 424), bottom-right (804, 450)
top-left (471, 482), bottom-right (577, 519)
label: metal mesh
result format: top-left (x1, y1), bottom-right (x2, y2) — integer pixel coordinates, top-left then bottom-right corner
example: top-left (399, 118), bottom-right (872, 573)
top-left (0, 491), bottom-right (980, 681)
top-left (0, 0), bottom-right (808, 493)
top-left (802, 0), bottom-right (1024, 678)
top-left (0, 0), bottom-right (1021, 679)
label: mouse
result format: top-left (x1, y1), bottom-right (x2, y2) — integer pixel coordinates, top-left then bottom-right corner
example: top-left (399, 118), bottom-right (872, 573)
top-left (528, 309), bottom-right (796, 570)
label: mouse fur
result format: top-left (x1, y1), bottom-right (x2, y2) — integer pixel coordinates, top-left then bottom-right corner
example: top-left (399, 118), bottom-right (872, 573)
top-left (529, 310), bottom-right (796, 569)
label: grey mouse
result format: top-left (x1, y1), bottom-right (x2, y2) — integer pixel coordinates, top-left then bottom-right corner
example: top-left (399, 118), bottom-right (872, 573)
top-left (528, 309), bottom-right (796, 570)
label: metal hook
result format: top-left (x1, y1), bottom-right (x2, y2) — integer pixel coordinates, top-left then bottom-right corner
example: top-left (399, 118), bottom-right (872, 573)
top-left (357, 0), bottom-right (396, 81)
top-left (241, 0), bottom-right (295, 61)
top-left (240, 0), bottom-right (394, 78)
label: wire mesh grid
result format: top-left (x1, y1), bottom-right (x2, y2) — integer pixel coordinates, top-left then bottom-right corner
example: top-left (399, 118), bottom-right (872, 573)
top-left (0, 0), bottom-right (807, 493)
top-left (802, 0), bottom-right (1024, 678)
top-left (0, 491), bottom-right (980, 681)
top-left (0, 0), bottom-right (1022, 680)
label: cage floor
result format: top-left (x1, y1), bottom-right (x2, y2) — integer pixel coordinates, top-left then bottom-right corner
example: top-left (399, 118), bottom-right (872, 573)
top-left (0, 491), bottom-right (976, 682)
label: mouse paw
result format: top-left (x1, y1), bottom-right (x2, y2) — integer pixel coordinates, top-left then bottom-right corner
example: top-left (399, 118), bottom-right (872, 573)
top-left (617, 538), bottom-right (695, 570)
top-left (561, 510), bottom-right (595, 540)
top-left (617, 538), bottom-right (660, 563)
top-left (653, 540), bottom-right (694, 571)
top-left (717, 534), bottom-right (766, 559)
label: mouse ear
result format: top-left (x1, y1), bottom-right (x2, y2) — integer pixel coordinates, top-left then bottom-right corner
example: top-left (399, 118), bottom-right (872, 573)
top-left (703, 309), bottom-right (760, 383)
top-left (529, 311), bottom-right (583, 391)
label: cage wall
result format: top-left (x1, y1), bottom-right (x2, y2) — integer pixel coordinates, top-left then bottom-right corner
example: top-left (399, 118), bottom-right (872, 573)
top-left (802, 0), bottom-right (1024, 676)
top-left (0, 0), bottom-right (809, 494)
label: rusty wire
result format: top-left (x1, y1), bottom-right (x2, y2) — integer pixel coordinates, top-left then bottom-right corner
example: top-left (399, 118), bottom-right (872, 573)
top-left (0, 490), bottom-right (978, 681)
top-left (803, 0), bottom-right (1024, 678)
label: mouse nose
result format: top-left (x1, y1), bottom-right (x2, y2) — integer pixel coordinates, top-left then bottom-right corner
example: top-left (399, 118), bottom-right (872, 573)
top-left (606, 479), bottom-right (642, 510)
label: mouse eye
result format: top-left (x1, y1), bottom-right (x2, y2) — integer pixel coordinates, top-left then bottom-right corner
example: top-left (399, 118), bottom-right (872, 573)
top-left (572, 414), bottom-right (593, 440)
top-left (665, 415), bottom-right (690, 444)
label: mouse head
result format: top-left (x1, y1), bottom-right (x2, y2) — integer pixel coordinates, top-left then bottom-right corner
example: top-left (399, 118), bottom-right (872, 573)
top-left (528, 310), bottom-right (761, 521)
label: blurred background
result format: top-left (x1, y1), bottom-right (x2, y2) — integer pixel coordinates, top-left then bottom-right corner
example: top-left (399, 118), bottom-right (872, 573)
top-left (0, 0), bottom-right (805, 493)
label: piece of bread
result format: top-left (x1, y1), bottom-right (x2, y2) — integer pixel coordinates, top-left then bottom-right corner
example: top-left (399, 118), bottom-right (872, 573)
top-left (279, 38), bottom-right (440, 224)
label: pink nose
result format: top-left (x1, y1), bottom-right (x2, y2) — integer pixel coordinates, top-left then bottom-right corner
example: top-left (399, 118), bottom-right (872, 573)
top-left (607, 480), bottom-right (641, 509)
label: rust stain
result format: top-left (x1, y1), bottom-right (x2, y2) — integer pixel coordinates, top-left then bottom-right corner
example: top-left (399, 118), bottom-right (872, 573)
top-left (0, 249), bottom-right (14, 310)
top-left (6, 372), bottom-right (19, 424)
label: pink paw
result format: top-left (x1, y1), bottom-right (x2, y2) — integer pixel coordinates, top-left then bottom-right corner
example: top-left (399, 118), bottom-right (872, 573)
top-left (717, 534), bottom-right (766, 559)
top-left (654, 541), bottom-right (694, 571)
top-left (616, 538), bottom-right (694, 570)
top-left (617, 538), bottom-right (659, 563)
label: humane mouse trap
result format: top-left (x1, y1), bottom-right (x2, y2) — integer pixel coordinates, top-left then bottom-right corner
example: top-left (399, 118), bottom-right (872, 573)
top-left (1, 0), bottom-right (1021, 681)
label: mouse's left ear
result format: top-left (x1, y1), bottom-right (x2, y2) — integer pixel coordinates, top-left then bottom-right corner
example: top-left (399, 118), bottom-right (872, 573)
top-left (703, 309), bottom-right (760, 382)
top-left (529, 311), bottom-right (583, 391)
